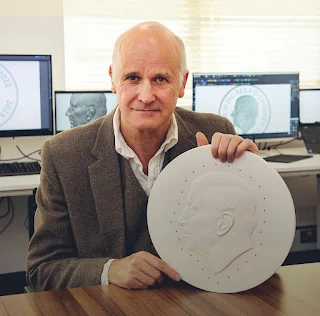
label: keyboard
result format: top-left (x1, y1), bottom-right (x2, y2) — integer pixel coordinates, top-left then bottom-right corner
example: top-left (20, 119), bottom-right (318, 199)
top-left (302, 131), bottom-right (320, 143)
top-left (0, 162), bottom-right (41, 177)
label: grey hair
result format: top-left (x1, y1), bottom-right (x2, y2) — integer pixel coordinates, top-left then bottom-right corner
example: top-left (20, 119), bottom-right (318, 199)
top-left (111, 31), bottom-right (187, 87)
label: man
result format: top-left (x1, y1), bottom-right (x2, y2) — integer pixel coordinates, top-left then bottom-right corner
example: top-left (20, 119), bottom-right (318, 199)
top-left (27, 21), bottom-right (258, 291)
top-left (231, 95), bottom-right (259, 134)
top-left (65, 93), bottom-right (107, 128)
top-left (178, 172), bottom-right (257, 273)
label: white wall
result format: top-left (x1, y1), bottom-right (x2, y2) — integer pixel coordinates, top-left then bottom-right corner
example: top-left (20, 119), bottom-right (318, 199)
top-left (0, 0), bottom-right (66, 92)
top-left (0, 0), bottom-right (65, 273)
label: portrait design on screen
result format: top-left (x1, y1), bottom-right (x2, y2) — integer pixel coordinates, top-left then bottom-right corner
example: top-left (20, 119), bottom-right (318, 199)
top-left (219, 85), bottom-right (271, 135)
top-left (178, 172), bottom-right (257, 273)
top-left (231, 95), bottom-right (258, 134)
top-left (66, 93), bottom-right (107, 128)
top-left (0, 63), bottom-right (18, 128)
top-left (0, 61), bottom-right (44, 131)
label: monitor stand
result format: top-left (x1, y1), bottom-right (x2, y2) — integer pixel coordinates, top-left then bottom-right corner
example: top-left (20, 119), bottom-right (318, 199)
top-left (263, 154), bottom-right (312, 163)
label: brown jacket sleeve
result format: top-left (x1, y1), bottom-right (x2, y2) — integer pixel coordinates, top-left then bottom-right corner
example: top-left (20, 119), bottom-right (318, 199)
top-left (26, 140), bottom-right (108, 291)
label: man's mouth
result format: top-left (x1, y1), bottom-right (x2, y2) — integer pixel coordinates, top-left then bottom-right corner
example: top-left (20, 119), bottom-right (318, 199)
top-left (135, 109), bottom-right (159, 112)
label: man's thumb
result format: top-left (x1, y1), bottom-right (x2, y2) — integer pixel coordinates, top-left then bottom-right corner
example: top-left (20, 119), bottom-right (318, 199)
top-left (196, 132), bottom-right (209, 147)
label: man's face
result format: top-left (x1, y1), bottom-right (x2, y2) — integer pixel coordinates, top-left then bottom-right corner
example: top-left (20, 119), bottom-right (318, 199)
top-left (178, 189), bottom-right (219, 253)
top-left (111, 33), bottom-right (188, 135)
top-left (231, 109), bottom-right (246, 129)
top-left (66, 95), bottom-right (88, 128)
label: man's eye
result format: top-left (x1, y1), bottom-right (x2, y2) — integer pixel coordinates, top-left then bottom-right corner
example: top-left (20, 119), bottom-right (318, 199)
top-left (155, 77), bottom-right (167, 83)
top-left (127, 76), bottom-right (138, 81)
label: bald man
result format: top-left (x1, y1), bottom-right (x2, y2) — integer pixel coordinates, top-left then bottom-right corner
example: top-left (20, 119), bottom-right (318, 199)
top-left (66, 93), bottom-right (107, 128)
top-left (27, 21), bottom-right (258, 291)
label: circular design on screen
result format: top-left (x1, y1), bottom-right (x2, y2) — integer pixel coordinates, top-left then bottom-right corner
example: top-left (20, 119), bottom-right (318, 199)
top-left (147, 146), bottom-right (295, 293)
top-left (219, 85), bottom-right (270, 134)
top-left (0, 63), bottom-right (18, 127)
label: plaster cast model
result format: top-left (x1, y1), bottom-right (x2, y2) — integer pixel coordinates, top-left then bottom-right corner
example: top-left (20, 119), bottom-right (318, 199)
top-left (178, 172), bottom-right (257, 274)
top-left (147, 146), bottom-right (296, 293)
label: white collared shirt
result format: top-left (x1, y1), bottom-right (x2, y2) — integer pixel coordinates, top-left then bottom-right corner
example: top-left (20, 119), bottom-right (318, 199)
top-left (101, 107), bottom-right (178, 285)
top-left (113, 107), bottom-right (178, 196)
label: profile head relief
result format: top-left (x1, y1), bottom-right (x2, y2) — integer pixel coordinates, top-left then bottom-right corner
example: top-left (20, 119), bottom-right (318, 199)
top-left (66, 93), bottom-right (107, 128)
top-left (231, 95), bottom-right (259, 133)
top-left (178, 172), bottom-right (257, 273)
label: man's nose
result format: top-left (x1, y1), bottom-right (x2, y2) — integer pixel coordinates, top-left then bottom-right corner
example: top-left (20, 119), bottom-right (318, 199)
top-left (177, 208), bottom-right (189, 226)
top-left (65, 107), bottom-right (71, 116)
top-left (137, 80), bottom-right (156, 104)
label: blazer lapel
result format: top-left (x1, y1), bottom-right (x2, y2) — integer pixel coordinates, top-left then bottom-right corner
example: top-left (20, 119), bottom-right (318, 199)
top-left (163, 110), bottom-right (198, 168)
top-left (88, 112), bottom-right (126, 258)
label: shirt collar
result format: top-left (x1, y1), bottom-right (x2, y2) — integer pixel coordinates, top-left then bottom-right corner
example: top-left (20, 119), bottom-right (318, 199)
top-left (113, 107), bottom-right (178, 159)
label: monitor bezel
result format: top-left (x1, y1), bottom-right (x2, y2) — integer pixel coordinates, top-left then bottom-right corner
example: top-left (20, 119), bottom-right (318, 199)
top-left (192, 71), bottom-right (300, 141)
top-left (0, 54), bottom-right (53, 138)
top-left (299, 87), bottom-right (320, 125)
top-left (54, 90), bottom-right (116, 134)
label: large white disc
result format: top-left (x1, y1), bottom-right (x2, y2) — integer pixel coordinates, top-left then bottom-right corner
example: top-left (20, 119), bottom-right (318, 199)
top-left (147, 146), bottom-right (295, 293)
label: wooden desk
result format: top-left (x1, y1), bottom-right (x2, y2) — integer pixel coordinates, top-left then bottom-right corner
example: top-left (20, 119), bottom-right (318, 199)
top-left (1, 263), bottom-right (319, 316)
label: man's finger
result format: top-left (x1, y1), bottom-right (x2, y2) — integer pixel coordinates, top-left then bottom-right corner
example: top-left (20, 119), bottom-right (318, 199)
top-left (145, 255), bottom-right (181, 281)
top-left (216, 134), bottom-right (233, 162)
top-left (125, 277), bottom-right (148, 290)
top-left (134, 270), bottom-right (157, 287)
top-left (196, 132), bottom-right (209, 147)
top-left (211, 132), bottom-right (223, 158)
top-left (235, 139), bottom-right (259, 158)
top-left (139, 260), bottom-right (165, 283)
top-left (226, 135), bottom-right (243, 162)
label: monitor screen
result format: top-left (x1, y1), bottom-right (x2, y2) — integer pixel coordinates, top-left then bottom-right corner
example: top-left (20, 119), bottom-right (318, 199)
top-left (193, 72), bottom-right (300, 140)
top-left (55, 91), bottom-right (118, 133)
top-left (299, 89), bottom-right (320, 124)
top-left (0, 54), bottom-right (53, 137)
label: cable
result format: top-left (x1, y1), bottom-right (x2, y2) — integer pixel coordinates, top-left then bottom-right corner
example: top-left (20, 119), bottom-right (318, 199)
top-left (24, 213), bottom-right (29, 230)
top-left (0, 197), bottom-right (10, 219)
top-left (266, 137), bottom-right (298, 150)
top-left (0, 137), bottom-right (41, 162)
top-left (13, 137), bottom-right (41, 162)
top-left (0, 197), bottom-right (14, 235)
top-left (0, 149), bottom-right (41, 162)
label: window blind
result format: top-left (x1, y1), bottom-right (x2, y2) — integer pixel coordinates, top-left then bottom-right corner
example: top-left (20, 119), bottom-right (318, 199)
top-left (63, 0), bottom-right (320, 108)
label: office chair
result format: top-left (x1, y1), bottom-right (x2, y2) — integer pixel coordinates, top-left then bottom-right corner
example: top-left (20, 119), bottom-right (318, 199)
top-left (27, 188), bottom-right (37, 240)
top-left (24, 285), bottom-right (34, 293)
top-left (25, 188), bottom-right (37, 293)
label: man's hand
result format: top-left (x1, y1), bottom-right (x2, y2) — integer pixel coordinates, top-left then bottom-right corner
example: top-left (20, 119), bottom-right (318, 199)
top-left (108, 251), bottom-right (181, 289)
top-left (196, 131), bottom-right (259, 163)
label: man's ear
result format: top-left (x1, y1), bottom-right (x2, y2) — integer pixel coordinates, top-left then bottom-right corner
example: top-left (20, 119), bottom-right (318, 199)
top-left (178, 71), bottom-right (189, 98)
top-left (86, 105), bottom-right (96, 121)
top-left (109, 65), bottom-right (116, 93)
top-left (217, 212), bottom-right (234, 237)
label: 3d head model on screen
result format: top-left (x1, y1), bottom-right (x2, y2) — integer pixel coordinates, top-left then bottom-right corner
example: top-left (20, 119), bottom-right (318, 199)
top-left (231, 95), bottom-right (258, 134)
top-left (65, 93), bottom-right (107, 128)
top-left (178, 172), bottom-right (257, 273)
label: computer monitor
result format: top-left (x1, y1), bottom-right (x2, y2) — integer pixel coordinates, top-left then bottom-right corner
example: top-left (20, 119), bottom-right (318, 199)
top-left (193, 72), bottom-right (300, 141)
top-left (0, 54), bottom-right (53, 137)
top-left (54, 91), bottom-right (118, 133)
top-left (299, 88), bottom-right (320, 124)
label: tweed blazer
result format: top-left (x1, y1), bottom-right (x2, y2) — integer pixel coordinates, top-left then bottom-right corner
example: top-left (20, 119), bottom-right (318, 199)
top-left (26, 107), bottom-right (235, 291)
